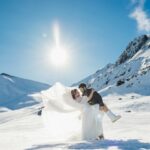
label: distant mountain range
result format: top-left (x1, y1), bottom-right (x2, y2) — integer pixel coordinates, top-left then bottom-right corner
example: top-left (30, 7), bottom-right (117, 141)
top-left (0, 73), bottom-right (50, 110)
top-left (73, 35), bottom-right (150, 96)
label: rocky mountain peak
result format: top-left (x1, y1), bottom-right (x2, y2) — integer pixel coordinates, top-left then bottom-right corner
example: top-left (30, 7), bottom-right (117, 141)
top-left (116, 35), bottom-right (149, 65)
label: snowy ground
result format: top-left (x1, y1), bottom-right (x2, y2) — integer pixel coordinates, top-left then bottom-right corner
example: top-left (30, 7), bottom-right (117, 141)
top-left (0, 95), bottom-right (150, 150)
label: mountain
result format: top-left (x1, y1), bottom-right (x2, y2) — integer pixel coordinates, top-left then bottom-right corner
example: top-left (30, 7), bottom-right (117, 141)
top-left (0, 73), bottom-right (50, 110)
top-left (73, 35), bottom-right (150, 96)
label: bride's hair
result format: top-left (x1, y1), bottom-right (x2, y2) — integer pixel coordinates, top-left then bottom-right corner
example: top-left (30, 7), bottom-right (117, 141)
top-left (71, 89), bottom-right (77, 100)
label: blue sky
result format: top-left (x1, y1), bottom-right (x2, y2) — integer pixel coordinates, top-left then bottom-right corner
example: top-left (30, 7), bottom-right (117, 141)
top-left (0, 0), bottom-right (150, 85)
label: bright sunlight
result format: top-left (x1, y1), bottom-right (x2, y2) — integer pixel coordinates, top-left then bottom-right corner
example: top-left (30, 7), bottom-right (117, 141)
top-left (50, 22), bottom-right (69, 67)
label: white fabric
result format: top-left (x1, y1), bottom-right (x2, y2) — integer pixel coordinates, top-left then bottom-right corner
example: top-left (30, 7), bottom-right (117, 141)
top-left (80, 96), bottom-right (104, 140)
top-left (41, 82), bottom-right (104, 141)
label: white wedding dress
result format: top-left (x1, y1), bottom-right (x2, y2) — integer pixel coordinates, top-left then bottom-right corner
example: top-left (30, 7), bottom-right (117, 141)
top-left (80, 96), bottom-right (104, 140)
top-left (41, 82), bottom-right (104, 141)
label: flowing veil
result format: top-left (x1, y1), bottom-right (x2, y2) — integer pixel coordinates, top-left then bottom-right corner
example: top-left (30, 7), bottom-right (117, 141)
top-left (41, 82), bottom-right (83, 141)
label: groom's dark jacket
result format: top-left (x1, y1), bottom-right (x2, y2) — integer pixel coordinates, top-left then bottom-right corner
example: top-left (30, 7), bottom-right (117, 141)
top-left (82, 88), bottom-right (104, 106)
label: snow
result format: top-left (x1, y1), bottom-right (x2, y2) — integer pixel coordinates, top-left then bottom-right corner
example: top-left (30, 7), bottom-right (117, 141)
top-left (0, 94), bottom-right (150, 150)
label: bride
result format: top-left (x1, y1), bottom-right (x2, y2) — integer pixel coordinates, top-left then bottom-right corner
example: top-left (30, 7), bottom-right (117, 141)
top-left (71, 88), bottom-right (104, 140)
top-left (41, 83), bottom-right (104, 141)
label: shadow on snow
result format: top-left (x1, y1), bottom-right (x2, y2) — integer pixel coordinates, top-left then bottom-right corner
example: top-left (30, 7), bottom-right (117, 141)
top-left (25, 139), bottom-right (150, 150)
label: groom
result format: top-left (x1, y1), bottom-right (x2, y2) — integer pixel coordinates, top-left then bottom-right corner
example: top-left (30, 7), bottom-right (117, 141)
top-left (78, 83), bottom-right (121, 123)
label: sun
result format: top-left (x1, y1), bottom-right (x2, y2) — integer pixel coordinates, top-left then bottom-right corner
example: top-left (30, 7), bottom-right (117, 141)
top-left (50, 47), bottom-right (69, 67)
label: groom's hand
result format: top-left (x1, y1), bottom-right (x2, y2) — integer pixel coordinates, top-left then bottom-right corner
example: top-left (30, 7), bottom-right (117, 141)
top-left (99, 104), bottom-right (109, 112)
top-left (100, 106), bottom-right (105, 111)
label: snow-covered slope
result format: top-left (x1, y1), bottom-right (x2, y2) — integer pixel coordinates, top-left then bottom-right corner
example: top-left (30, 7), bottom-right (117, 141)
top-left (0, 84), bottom-right (150, 150)
top-left (0, 73), bottom-right (50, 110)
top-left (73, 35), bottom-right (150, 97)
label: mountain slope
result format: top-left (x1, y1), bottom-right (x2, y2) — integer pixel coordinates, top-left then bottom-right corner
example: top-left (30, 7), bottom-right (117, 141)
top-left (0, 84), bottom-right (150, 150)
top-left (73, 35), bottom-right (150, 96)
top-left (0, 73), bottom-right (50, 110)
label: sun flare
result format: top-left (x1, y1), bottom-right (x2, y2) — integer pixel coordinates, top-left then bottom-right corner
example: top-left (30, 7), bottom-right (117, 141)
top-left (50, 22), bottom-right (69, 68)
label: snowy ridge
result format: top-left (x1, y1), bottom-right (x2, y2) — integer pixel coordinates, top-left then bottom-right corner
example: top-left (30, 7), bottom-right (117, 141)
top-left (74, 35), bottom-right (150, 97)
top-left (0, 73), bottom-right (50, 110)
top-left (116, 35), bottom-right (149, 65)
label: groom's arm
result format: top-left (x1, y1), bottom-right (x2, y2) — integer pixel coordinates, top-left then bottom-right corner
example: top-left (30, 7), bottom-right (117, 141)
top-left (87, 89), bottom-right (95, 100)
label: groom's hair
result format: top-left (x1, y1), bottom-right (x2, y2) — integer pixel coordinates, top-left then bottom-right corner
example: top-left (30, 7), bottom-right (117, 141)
top-left (71, 89), bottom-right (77, 99)
top-left (79, 83), bottom-right (87, 89)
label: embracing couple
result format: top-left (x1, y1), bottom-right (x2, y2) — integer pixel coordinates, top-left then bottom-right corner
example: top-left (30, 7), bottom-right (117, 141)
top-left (71, 83), bottom-right (121, 140)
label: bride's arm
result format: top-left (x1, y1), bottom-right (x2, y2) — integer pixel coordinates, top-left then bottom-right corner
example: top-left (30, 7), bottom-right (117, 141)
top-left (88, 89), bottom-right (95, 100)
